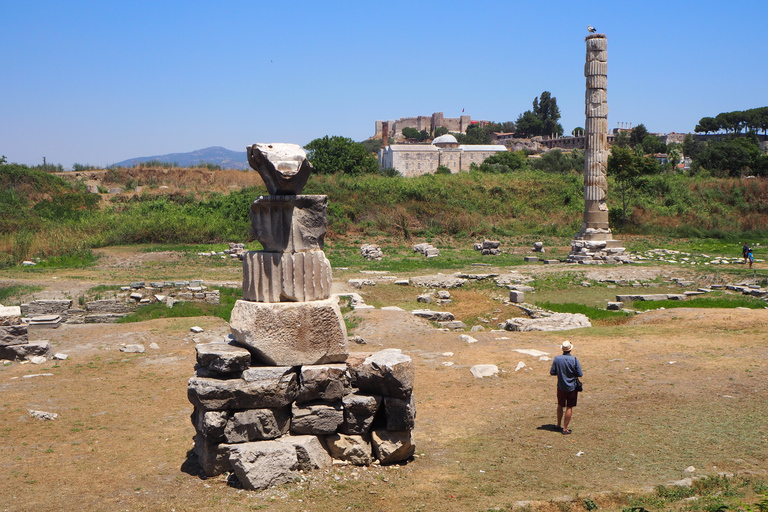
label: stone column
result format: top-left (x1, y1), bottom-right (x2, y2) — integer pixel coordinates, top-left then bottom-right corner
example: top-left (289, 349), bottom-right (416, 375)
top-left (568, 33), bottom-right (628, 264)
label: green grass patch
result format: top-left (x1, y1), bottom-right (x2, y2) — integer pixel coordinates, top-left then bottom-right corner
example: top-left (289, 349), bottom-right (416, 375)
top-left (23, 249), bottom-right (99, 269)
top-left (625, 475), bottom-right (768, 512)
top-left (537, 301), bottom-right (633, 321)
top-left (117, 286), bottom-right (241, 323)
top-left (326, 244), bottom-right (524, 272)
top-left (138, 242), bottom-right (262, 254)
top-left (630, 294), bottom-right (767, 311)
top-left (0, 284), bottom-right (44, 304)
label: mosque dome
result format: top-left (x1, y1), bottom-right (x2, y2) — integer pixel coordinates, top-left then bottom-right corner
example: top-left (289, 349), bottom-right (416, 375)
top-left (432, 134), bottom-right (458, 145)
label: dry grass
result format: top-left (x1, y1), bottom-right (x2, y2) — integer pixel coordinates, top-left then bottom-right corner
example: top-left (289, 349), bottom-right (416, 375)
top-left (0, 251), bottom-right (767, 511)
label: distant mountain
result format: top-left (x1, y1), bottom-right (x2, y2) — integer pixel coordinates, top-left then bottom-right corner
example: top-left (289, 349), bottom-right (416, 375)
top-left (112, 146), bottom-right (249, 170)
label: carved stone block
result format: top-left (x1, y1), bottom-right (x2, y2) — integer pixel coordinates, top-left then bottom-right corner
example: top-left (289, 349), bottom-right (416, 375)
top-left (229, 297), bottom-right (348, 366)
top-left (249, 195), bottom-right (327, 252)
top-left (242, 250), bottom-right (332, 302)
top-left (247, 143), bottom-right (312, 195)
top-left (187, 366), bottom-right (299, 411)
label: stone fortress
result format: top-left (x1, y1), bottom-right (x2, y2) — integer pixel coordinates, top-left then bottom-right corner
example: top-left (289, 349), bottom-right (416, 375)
top-left (374, 112), bottom-right (472, 140)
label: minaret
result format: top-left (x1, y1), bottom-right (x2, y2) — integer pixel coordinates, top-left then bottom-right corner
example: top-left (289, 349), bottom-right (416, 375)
top-left (568, 33), bottom-right (627, 264)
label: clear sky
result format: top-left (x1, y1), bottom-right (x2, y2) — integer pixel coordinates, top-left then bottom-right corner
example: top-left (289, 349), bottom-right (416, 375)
top-left (1, 1), bottom-right (766, 168)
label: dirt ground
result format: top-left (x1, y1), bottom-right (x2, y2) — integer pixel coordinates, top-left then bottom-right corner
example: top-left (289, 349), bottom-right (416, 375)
top-left (1, 250), bottom-right (767, 512)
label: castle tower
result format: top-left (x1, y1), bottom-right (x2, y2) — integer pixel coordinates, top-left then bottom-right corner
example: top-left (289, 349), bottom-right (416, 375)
top-left (567, 33), bottom-right (628, 264)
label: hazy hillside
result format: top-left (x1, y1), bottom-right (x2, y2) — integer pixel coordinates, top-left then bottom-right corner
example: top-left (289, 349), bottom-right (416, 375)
top-left (112, 146), bottom-right (249, 170)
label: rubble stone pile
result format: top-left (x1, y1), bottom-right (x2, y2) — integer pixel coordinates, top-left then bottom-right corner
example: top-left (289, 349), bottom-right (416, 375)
top-left (0, 306), bottom-right (51, 361)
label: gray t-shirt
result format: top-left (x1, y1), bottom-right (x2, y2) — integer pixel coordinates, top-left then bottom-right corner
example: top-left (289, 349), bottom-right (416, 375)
top-left (550, 353), bottom-right (583, 392)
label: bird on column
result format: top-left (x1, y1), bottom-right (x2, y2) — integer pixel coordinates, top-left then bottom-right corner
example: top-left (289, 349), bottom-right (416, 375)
top-left (587, 25), bottom-right (596, 33)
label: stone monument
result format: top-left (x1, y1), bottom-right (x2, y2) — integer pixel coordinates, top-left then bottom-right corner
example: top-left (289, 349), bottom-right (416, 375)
top-left (567, 33), bottom-right (629, 264)
top-left (187, 143), bottom-right (416, 490)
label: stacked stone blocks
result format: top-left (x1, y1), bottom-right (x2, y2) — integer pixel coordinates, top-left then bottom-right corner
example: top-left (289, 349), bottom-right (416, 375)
top-left (188, 144), bottom-right (416, 490)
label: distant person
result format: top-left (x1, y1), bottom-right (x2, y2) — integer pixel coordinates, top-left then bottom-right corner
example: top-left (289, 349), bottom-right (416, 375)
top-left (749, 248), bottom-right (754, 269)
top-left (550, 340), bottom-right (583, 435)
top-left (743, 242), bottom-right (750, 264)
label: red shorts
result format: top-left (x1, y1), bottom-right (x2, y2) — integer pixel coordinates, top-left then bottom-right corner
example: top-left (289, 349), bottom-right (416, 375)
top-left (557, 388), bottom-right (578, 408)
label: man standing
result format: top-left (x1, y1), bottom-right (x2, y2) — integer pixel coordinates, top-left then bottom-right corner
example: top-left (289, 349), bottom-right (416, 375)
top-left (550, 340), bottom-right (583, 435)
top-left (743, 242), bottom-right (750, 264)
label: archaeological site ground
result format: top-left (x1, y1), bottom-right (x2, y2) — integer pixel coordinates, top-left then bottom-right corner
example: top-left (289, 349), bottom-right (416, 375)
top-left (1, 237), bottom-right (767, 512)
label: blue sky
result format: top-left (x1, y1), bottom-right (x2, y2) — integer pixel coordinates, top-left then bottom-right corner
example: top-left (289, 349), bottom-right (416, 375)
top-left (1, 1), bottom-right (765, 168)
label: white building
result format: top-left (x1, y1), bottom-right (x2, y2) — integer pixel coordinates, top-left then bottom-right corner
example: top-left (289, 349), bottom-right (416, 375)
top-left (378, 134), bottom-right (507, 177)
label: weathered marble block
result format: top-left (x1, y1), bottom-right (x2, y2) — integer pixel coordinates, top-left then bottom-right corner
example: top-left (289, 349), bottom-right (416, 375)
top-left (242, 250), bottom-right (332, 302)
top-left (192, 409), bottom-right (228, 443)
top-left (275, 435), bottom-right (332, 471)
top-left (371, 429), bottom-right (415, 465)
top-left (352, 349), bottom-right (414, 399)
top-left (0, 306), bottom-right (22, 326)
top-left (324, 433), bottom-right (373, 466)
top-left (230, 297), bottom-right (348, 366)
top-left (193, 433), bottom-right (232, 476)
top-left (223, 407), bottom-right (291, 443)
top-left (0, 325), bottom-right (28, 346)
top-left (341, 392), bottom-right (382, 435)
top-left (296, 364), bottom-right (349, 403)
top-left (290, 401), bottom-right (344, 435)
top-left (247, 143), bottom-right (312, 195)
top-left (195, 342), bottom-right (251, 374)
top-left (0, 340), bottom-right (52, 361)
top-left (188, 366), bottom-right (298, 411)
top-left (384, 394), bottom-right (416, 431)
top-left (226, 441), bottom-right (298, 490)
top-left (249, 195), bottom-right (327, 252)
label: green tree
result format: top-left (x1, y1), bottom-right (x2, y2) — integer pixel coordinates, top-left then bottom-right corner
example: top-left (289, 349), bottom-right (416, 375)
top-left (641, 134), bottom-right (666, 155)
top-left (613, 130), bottom-right (630, 148)
top-left (515, 91), bottom-right (563, 138)
top-left (457, 124), bottom-right (492, 145)
top-left (608, 145), bottom-right (659, 226)
top-left (474, 151), bottom-right (528, 173)
top-left (304, 136), bottom-right (379, 176)
top-left (434, 126), bottom-right (449, 137)
top-left (571, 127), bottom-right (585, 136)
top-left (402, 127), bottom-right (420, 140)
top-left (418, 129), bottom-right (429, 142)
top-left (530, 149), bottom-right (584, 174)
top-left (628, 123), bottom-right (649, 148)
top-left (435, 165), bottom-right (451, 175)
top-left (683, 134), bottom-right (706, 161)
top-left (695, 116), bottom-right (719, 134)
top-left (696, 137), bottom-right (762, 177)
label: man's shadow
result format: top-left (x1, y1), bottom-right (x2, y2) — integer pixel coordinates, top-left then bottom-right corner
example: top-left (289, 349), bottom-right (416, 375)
top-left (536, 424), bottom-right (563, 433)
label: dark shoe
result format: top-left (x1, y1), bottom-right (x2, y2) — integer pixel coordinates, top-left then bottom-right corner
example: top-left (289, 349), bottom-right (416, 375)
top-left (562, 428), bottom-right (572, 435)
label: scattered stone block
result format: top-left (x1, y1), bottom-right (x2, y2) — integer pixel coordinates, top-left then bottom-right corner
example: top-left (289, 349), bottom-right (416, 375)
top-left (606, 302), bottom-right (624, 310)
top-left (384, 394), bottom-right (416, 430)
top-left (120, 344), bottom-right (145, 353)
top-left (524, 256), bottom-right (539, 262)
top-left (0, 340), bottom-right (52, 361)
top-left (411, 310), bottom-right (454, 322)
top-left (410, 275), bottom-right (466, 288)
top-left (470, 365), bottom-right (499, 378)
top-left (29, 410), bottom-right (58, 421)
top-left (290, 401), bottom-right (344, 435)
top-left (352, 349), bottom-right (414, 399)
top-left (503, 313), bottom-right (591, 332)
top-left (341, 392), bottom-right (382, 435)
top-left (543, 259), bottom-right (560, 265)
top-left (459, 334), bottom-right (478, 344)
top-left (439, 320), bottom-right (466, 330)
top-left (0, 306), bottom-right (22, 326)
top-left (394, 279), bottom-right (409, 286)
top-left (196, 342), bottom-right (251, 374)
top-left (275, 435), bottom-right (332, 471)
top-left (324, 434), bottom-right (373, 466)
top-left (360, 244), bottom-right (383, 261)
top-left (0, 324), bottom-right (29, 345)
top-left (190, 326), bottom-right (204, 333)
top-left (509, 290), bottom-right (525, 303)
top-left (416, 294), bottom-right (433, 304)
top-left (224, 407), bottom-right (291, 443)
top-left (296, 364), bottom-right (349, 403)
top-left (371, 429), bottom-right (415, 465)
top-left (227, 441), bottom-right (299, 490)
top-left (188, 366), bottom-right (299, 411)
